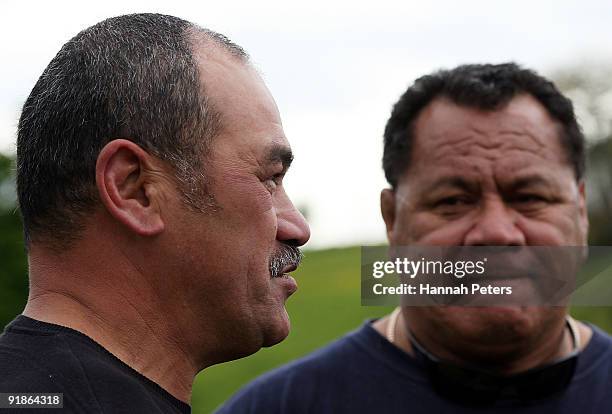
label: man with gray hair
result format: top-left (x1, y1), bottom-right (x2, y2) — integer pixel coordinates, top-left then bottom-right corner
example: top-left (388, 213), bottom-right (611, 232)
top-left (0, 13), bottom-right (309, 413)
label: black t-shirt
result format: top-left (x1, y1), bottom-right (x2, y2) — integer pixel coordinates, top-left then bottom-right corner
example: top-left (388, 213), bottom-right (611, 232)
top-left (217, 320), bottom-right (612, 414)
top-left (0, 315), bottom-right (191, 413)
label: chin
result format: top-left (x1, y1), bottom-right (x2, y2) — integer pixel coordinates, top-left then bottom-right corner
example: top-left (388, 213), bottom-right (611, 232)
top-left (438, 306), bottom-right (562, 346)
top-left (261, 307), bottom-right (291, 348)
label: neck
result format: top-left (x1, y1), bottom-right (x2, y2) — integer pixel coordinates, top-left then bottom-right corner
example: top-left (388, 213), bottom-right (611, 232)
top-left (23, 242), bottom-right (199, 404)
top-left (378, 307), bottom-right (591, 375)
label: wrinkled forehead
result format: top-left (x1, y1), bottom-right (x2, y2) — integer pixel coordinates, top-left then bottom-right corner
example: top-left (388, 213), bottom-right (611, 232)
top-left (406, 95), bottom-right (570, 184)
top-left (189, 40), bottom-right (288, 162)
top-left (191, 40), bottom-right (281, 133)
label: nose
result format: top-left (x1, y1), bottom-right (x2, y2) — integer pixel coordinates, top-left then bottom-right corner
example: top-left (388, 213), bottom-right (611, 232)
top-left (463, 197), bottom-right (526, 246)
top-left (276, 198), bottom-right (311, 247)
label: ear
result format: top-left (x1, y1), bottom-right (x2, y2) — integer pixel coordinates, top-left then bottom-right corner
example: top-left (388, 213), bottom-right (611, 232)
top-left (380, 188), bottom-right (396, 242)
top-left (577, 180), bottom-right (589, 244)
top-left (96, 139), bottom-right (165, 236)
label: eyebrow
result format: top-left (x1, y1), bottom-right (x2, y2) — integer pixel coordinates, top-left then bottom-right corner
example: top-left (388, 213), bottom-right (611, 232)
top-left (506, 175), bottom-right (554, 191)
top-left (265, 143), bottom-right (294, 171)
top-left (425, 174), bottom-right (556, 194)
top-left (427, 176), bottom-right (479, 193)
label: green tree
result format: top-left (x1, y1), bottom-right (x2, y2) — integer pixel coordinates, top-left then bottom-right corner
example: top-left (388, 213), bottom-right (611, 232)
top-left (0, 153), bottom-right (28, 330)
top-left (551, 64), bottom-right (612, 329)
top-left (552, 64), bottom-right (612, 245)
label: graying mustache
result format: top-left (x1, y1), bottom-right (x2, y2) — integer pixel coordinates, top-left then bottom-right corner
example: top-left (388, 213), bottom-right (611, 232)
top-left (269, 246), bottom-right (303, 278)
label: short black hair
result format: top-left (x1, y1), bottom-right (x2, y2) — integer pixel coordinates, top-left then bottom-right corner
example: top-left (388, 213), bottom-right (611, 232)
top-left (17, 13), bottom-right (248, 248)
top-left (383, 63), bottom-right (585, 188)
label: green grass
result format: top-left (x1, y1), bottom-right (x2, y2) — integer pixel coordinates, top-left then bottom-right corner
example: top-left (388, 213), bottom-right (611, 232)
top-left (191, 246), bottom-right (612, 413)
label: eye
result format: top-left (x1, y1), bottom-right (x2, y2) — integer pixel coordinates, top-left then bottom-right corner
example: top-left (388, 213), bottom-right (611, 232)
top-left (437, 196), bottom-right (470, 206)
top-left (432, 195), bottom-right (475, 217)
top-left (513, 194), bottom-right (548, 204)
top-left (508, 193), bottom-right (552, 213)
top-left (263, 174), bottom-right (283, 193)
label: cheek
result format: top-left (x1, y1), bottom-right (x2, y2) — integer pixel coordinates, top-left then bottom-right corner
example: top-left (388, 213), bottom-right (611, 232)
top-left (395, 211), bottom-right (470, 245)
top-left (212, 168), bottom-right (274, 214)
top-left (249, 186), bottom-right (274, 213)
top-left (397, 203), bottom-right (586, 246)
top-left (204, 180), bottom-right (278, 277)
top-left (229, 182), bottom-right (274, 214)
top-left (516, 206), bottom-right (585, 245)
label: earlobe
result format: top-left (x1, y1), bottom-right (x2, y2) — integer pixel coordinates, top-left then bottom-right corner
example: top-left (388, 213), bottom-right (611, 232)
top-left (96, 139), bottom-right (165, 237)
top-left (380, 189), bottom-right (396, 242)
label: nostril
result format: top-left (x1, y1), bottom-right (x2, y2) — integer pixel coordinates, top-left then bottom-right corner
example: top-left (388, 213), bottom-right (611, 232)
top-left (276, 220), bottom-right (310, 247)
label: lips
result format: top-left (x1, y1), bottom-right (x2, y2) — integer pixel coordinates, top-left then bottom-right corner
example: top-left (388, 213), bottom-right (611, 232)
top-left (272, 264), bottom-right (298, 278)
top-left (482, 266), bottom-right (543, 281)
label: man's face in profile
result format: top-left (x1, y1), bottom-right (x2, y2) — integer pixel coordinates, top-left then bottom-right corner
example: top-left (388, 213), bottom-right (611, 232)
top-left (382, 94), bottom-right (588, 349)
top-left (158, 47), bottom-right (310, 360)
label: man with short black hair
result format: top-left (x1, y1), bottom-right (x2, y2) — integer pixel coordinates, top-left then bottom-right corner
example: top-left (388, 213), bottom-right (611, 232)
top-left (0, 13), bottom-right (309, 413)
top-left (218, 63), bottom-right (612, 413)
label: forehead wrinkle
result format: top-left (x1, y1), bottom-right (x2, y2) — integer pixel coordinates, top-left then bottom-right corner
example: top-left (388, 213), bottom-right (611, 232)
top-left (406, 96), bottom-right (571, 192)
top-left (419, 105), bottom-right (554, 153)
top-left (424, 127), bottom-right (553, 166)
top-left (412, 144), bottom-right (559, 195)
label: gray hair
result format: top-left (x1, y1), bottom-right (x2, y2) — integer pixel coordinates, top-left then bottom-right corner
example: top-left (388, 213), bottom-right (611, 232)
top-left (17, 13), bottom-right (249, 249)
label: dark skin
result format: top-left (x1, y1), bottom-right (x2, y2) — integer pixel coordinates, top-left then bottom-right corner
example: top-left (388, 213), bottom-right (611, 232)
top-left (374, 95), bottom-right (591, 375)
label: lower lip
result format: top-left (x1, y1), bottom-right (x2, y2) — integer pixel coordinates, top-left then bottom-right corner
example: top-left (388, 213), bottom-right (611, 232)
top-left (273, 274), bottom-right (298, 296)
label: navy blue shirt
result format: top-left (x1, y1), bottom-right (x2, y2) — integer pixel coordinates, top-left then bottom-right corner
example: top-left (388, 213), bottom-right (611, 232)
top-left (217, 321), bottom-right (612, 414)
top-left (0, 315), bottom-right (190, 413)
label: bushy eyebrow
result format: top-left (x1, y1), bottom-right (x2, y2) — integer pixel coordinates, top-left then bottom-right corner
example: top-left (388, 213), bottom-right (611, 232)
top-left (506, 175), bottom-right (554, 191)
top-left (427, 176), bottom-right (479, 193)
top-left (424, 174), bottom-right (557, 194)
top-left (265, 143), bottom-right (294, 172)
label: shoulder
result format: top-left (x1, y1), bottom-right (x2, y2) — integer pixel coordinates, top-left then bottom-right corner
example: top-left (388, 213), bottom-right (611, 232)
top-left (583, 323), bottom-right (612, 357)
top-left (0, 318), bottom-right (105, 413)
top-left (1, 316), bottom-right (187, 413)
top-left (0, 347), bottom-right (59, 392)
top-left (580, 323), bottom-right (612, 367)
top-left (0, 318), bottom-right (76, 393)
top-left (0, 316), bottom-right (148, 412)
top-left (590, 323), bottom-right (612, 344)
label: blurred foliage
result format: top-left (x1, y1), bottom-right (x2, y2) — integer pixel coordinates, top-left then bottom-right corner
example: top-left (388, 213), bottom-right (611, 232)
top-left (552, 64), bottom-right (612, 244)
top-left (0, 153), bottom-right (27, 330)
top-left (587, 138), bottom-right (612, 244)
top-left (553, 64), bottom-right (612, 143)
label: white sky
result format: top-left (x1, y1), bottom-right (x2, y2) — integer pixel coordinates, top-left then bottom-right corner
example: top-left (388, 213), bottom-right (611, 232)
top-left (2, 0), bottom-right (611, 248)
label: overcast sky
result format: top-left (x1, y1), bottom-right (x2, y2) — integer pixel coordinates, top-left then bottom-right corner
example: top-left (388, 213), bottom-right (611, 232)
top-left (2, 0), bottom-right (611, 248)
